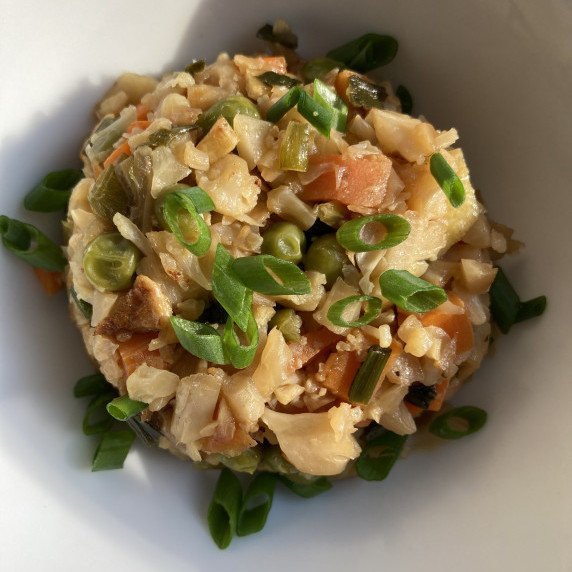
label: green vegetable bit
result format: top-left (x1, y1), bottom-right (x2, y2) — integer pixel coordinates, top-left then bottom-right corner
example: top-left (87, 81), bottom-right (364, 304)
top-left (106, 395), bottom-right (148, 422)
top-left (261, 221), bottom-right (307, 264)
top-left (208, 468), bottom-right (243, 549)
top-left (91, 429), bottom-right (136, 472)
top-left (24, 169), bottom-right (84, 212)
top-left (348, 345), bottom-right (392, 405)
top-left (356, 428), bottom-right (407, 481)
top-left (304, 233), bottom-right (348, 288)
top-left (379, 269), bottom-right (447, 313)
top-left (429, 406), bottom-right (487, 440)
top-left (268, 308), bottom-right (303, 342)
top-left (198, 95), bottom-right (260, 133)
top-left (237, 472), bottom-right (277, 537)
top-left (429, 152), bottom-right (466, 208)
top-left (326, 33), bottom-right (398, 73)
top-left (88, 164), bottom-right (131, 222)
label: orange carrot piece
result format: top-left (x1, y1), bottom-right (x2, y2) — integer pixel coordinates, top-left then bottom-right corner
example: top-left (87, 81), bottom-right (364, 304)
top-left (288, 327), bottom-right (341, 372)
top-left (405, 401), bottom-right (424, 417)
top-left (117, 332), bottom-right (164, 378)
top-left (102, 141), bottom-right (131, 167)
top-left (427, 378), bottom-right (450, 412)
top-left (320, 350), bottom-right (362, 400)
top-left (135, 103), bottom-right (150, 120)
top-left (127, 120), bottom-right (152, 133)
top-left (33, 267), bottom-right (65, 295)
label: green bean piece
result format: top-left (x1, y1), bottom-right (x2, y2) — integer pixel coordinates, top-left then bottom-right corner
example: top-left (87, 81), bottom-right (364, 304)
top-left (208, 468), bottom-right (243, 549)
top-left (237, 472), bottom-right (277, 537)
top-left (261, 221), bottom-right (306, 264)
top-left (301, 57), bottom-right (344, 82)
top-left (429, 406), bottom-right (487, 440)
top-left (88, 164), bottom-right (131, 222)
top-left (83, 232), bottom-right (141, 291)
top-left (198, 95), bottom-right (260, 133)
top-left (303, 233), bottom-right (347, 288)
top-left (24, 169), bottom-right (84, 212)
top-left (217, 448), bottom-right (263, 474)
top-left (268, 308), bottom-right (303, 342)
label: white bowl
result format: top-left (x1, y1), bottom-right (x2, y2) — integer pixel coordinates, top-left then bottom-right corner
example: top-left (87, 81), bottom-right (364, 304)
top-left (1, 1), bottom-right (570, 570)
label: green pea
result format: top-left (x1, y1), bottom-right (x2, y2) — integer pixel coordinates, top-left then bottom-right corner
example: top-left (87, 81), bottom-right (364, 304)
top-left (83, 232), bottom-right (141, 291)
top-left (198, 95), bottom-right (260, 133)
top-left (261, 221), bottom-right (306, 264)
top-left (304, 233), bottom-right (347, 288)
top-left (268, 308), bottom-right (302, 342)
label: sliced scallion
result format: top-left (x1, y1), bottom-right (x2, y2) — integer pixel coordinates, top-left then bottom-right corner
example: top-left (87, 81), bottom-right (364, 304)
top-left (347, 75), bottom-right (387, 110)
top-left (91, 429), bottom-right (135, 472)
top-left (327, 295), bottom-right (382, 328)
top-left (73, 373), bottom-right (109, 398)
top-left (170, 316), bottom-right (228, 364)
top-left (70, 285), bottom-right (93, 321)
top-left (185, 59), bottom-right (205, 75)
top-left (256, 71), bottom-right (301, 88)
top-left (396, 84), bottom-right (413, 114)
top-left (223, 312), bottom-right (259, 369)
top-left (326, 33), bottom-right (398, 73)
top-left (256, 23), bottom-right (298, 49)
top-left (301, 57), bottom-right (343, 82)
top-left (379, 269), bottom-right (447, 313)
top-left (348, 345), bottom-right (391, 405)
top-left (82, 391), bottom-right (116, 436)
top-left (429, 406), bottom-right (487, 440)
top-left (24, 169), bottom-right (84, 212)
top-left (356, 428), bottom-right (407, 481)
top-left (106, 395), bottom-right (148, 421)
top-left (313, 79), bottom-right (348, 133)
top-left (148, 124), bottom-right (200, 148)
top-left (208, 468), bottom-right (243, 549)
top-left (278, 475), bottom-right (333, 498)
top-left (429, 152), bottom-right (466, 208)
top-left (279, 121), bottom-right (310, 172)
top-left (336, 213), bottom-right (411, 252)
top-left (232, 254), bottom-right (311, 296)
top-left (0, 215), bottom-right (66, 271)
top-left (237, 472), bottom-right (277, 537)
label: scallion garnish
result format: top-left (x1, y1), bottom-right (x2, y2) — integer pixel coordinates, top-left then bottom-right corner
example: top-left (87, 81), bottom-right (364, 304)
top-left (256, 71), bottom-right (301, 88)
top-left (223, 312), bottom-right (259, 369)
top-left (208, 468), bottom-right (243, 549)
top-left (232, 254), bottom-right (311, 296)
top-left (279, 121), bottom-right (310, 172)
top-left (237, 472), bottom-right (277, 537)
top-left (266, 87), bottom-right (333, 137)
top-left (429, 152), bottom-right (466, 208)
top-left (185, 59), bottom-right (206, 75)
top-left (379, 269), bottom-right (447, 313)
top-left (106, 395), bottom-right (148, 421)
top-left (91, 429), bottom-right (136, 472)
top-left (301, 57), bottom-right (343, 82)
top-left (489, 266), bottom-right (547, 334)
top-left (148, 124), bottom-right (200, 148)
top-left (336, 213), bottom-right (411, 252)
top-left (347, 75), bottom-right (387, 110)
top-left (429, 406), bottom-right (487, 440)
top-left (82, 391), bottom-right (116, 436)
top-left (313, 79), bottom-right (348, 133)
top-left (88, 164), bottom-right (131, 222)
top-left (348, 345), bottom-right (392, 405)
top-left (355, 428), bottom-right (407, 481)
top-left (396, 84), bottom-right (413, 114)
top-left (70, 285), bottom-right (93, 321)
top-left (326, 33), bottom-right (398, 73)
top-left (278, 475), bottom-right (333, 498)
top-left (0, 215), bottom-right (66, 271)
top-left (73, 373), bottom-right (110, 398)
top-left (162, 187), bottom-right (214, 257)
top-left (170, 316), bottom-right (228, 364)
top-left (212, 244), bottom-right (253, 331)
top-left (24, 169), bottom-right (84, 212)
top-left (327, 295), bottom-right (382, 328)
top-left (256, 23), bottom-right (298, 49)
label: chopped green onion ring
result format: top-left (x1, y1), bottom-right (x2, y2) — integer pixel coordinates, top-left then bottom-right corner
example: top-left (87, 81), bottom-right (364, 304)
top-left (347, 75), bottom-right (387, 110)
top-left (73, 373), bottom-right (110, 398)
top-left (237, 472), bottom-right (277, 537)
top-left (429, 406), bottom-right (487, 440)
top-left (82, 391), bottom-right (116, 436)
top-left (91, 429), bottom-right (135, 472)
top-left (232, 254), bottom-right (311, 296)
top-left (24, 169), bottom-right (84, 212)
top-left (301, 57), bottom-right (343, 82)
top-left (208, 468), bottom-right (243, 549)
top-left (279, 121), bottom-right (310, 172)
top-left (256, 71), bottom-right (301, 88)
top-left (429, 152), bottom-right (466, 208)
top-left (396, 84), bottom-right (413, 114)
top-left (0, 215), bottom-right (66, 271)
top-left (256, 23), bottom-right (298, 49)
top-left (277, 475), bottom-right (333, 498)
top-left (356, 428), bottom-right (407, 481)
top-left (223, 312), bottom-right (259, 369)
top-left (70, 285), bottom-right (93, 321)
top-left (170, 316), bottom-right (228, 364)
top-left (348, 345), bottom-right (392, 405)
top-left (379, 269), bottom-right (447, 313)
top-left (313, 79), bottom-right (348, 133)
top-left (106, 395), bottom-right (148, 421)
top-left (327, 295), bottom-right (382, 328)
top-left (336, 213), bottom-right (411, 252)
top-left (326, 33), bottom-right (398, 73)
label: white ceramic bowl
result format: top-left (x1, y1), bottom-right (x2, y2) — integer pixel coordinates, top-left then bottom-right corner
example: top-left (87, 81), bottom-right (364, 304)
top-left (1, 1), bottom-right (570, 570)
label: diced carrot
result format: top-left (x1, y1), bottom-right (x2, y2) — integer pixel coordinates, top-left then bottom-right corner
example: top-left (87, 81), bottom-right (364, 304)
top-left (419, 293), bottom-right (474, 354)
top-left (102, 140), bottom-right (131, 167)
top-left (127, 120), bottom-right (152, 133)
top-left (301, 152), bottom-right (392, 208)
top-left (427, 378), bottom-right (449, 412)
top-left (288, 327), bottom-right (342, 372)
top-left (405, 401), bottom-right (424, 417)
top-left (135, 103), bottom-right (150, 121)
top-left (257, 56), bottom-right (288, 74)
top-left (33, 267), bottom-right (65, 295)
top-left (116, 332), bottom-right (165, 378)
top-left (320, 350), bottom-right (362, 401)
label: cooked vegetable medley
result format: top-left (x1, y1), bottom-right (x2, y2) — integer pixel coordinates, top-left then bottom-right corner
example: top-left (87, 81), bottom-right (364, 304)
top-left (0, 20), bottom-right (547, 549)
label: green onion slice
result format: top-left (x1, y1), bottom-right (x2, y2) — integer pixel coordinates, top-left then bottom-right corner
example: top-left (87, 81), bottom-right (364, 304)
top-left (266, 87), bottom-right (333, 137)
top-left (70, 285), bottom-right (93, 321)
top-left (208, 468), bottom-right (243, 549)
top-left (171, 316), bottom-right (228, 364)
top-left (336, 214), bottom-right (411, 252)
top-left (88, 164), bottom-right (130, 222)
top-left (429, 406), bottom-right (487, 440)
top-left (82, 391), bottom-right (116, 436)
top-left (279, 121), bottom-right (310, 172)
top-left (348, 345), bottom-right (391, 405)
top-left (356, 428), bottom-right (407, 481)
top-left (429, 152), bottom-right (466, 208)
top-left (237, 472), bottom-right (277, 537)
top-left (489, 266), bottom-right (546, 334)
top-left (326, 33), bottom-right (398, 73)
top-left (347, 75), bottom-right (387, 110)
top-left (223, 312), bottom-right (259, 369)
top-left (301, 57), bottom-right (343, 82)
top-left (106, 395), bottom-right (148, 421)
top-left (278, 475), bottom-right (333, 498)
top-left (313, 79), bottom-right (348, 133)
top-left (212, 244), bottom-right (253, 332)
top-left (256, 23), bottom-right (298, 49)
top-left (396, 84), bottom-right (413, 114)
top-left (327, 295), bottom-right (382, 328)
top-left (185, 59), bottom-right (206, 75)
top-left (256, 71), bottom-right (301, 88)
top-left (232, 254), bottom-right (311, 296)
top-left (379, 269), bottom-right (447, 313)
top-left (91, 429), bottom-right (135, 472)
top-left (148, 124), bottom-right (200, 148)
top-left (73, 373), bottom-right (110, 398)
top-left (162, 187), bottom-right (213, 257)
top-left (0, 215), bottom-right (66, 271)
top-left (24, 169), bottom-right (84, 212)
